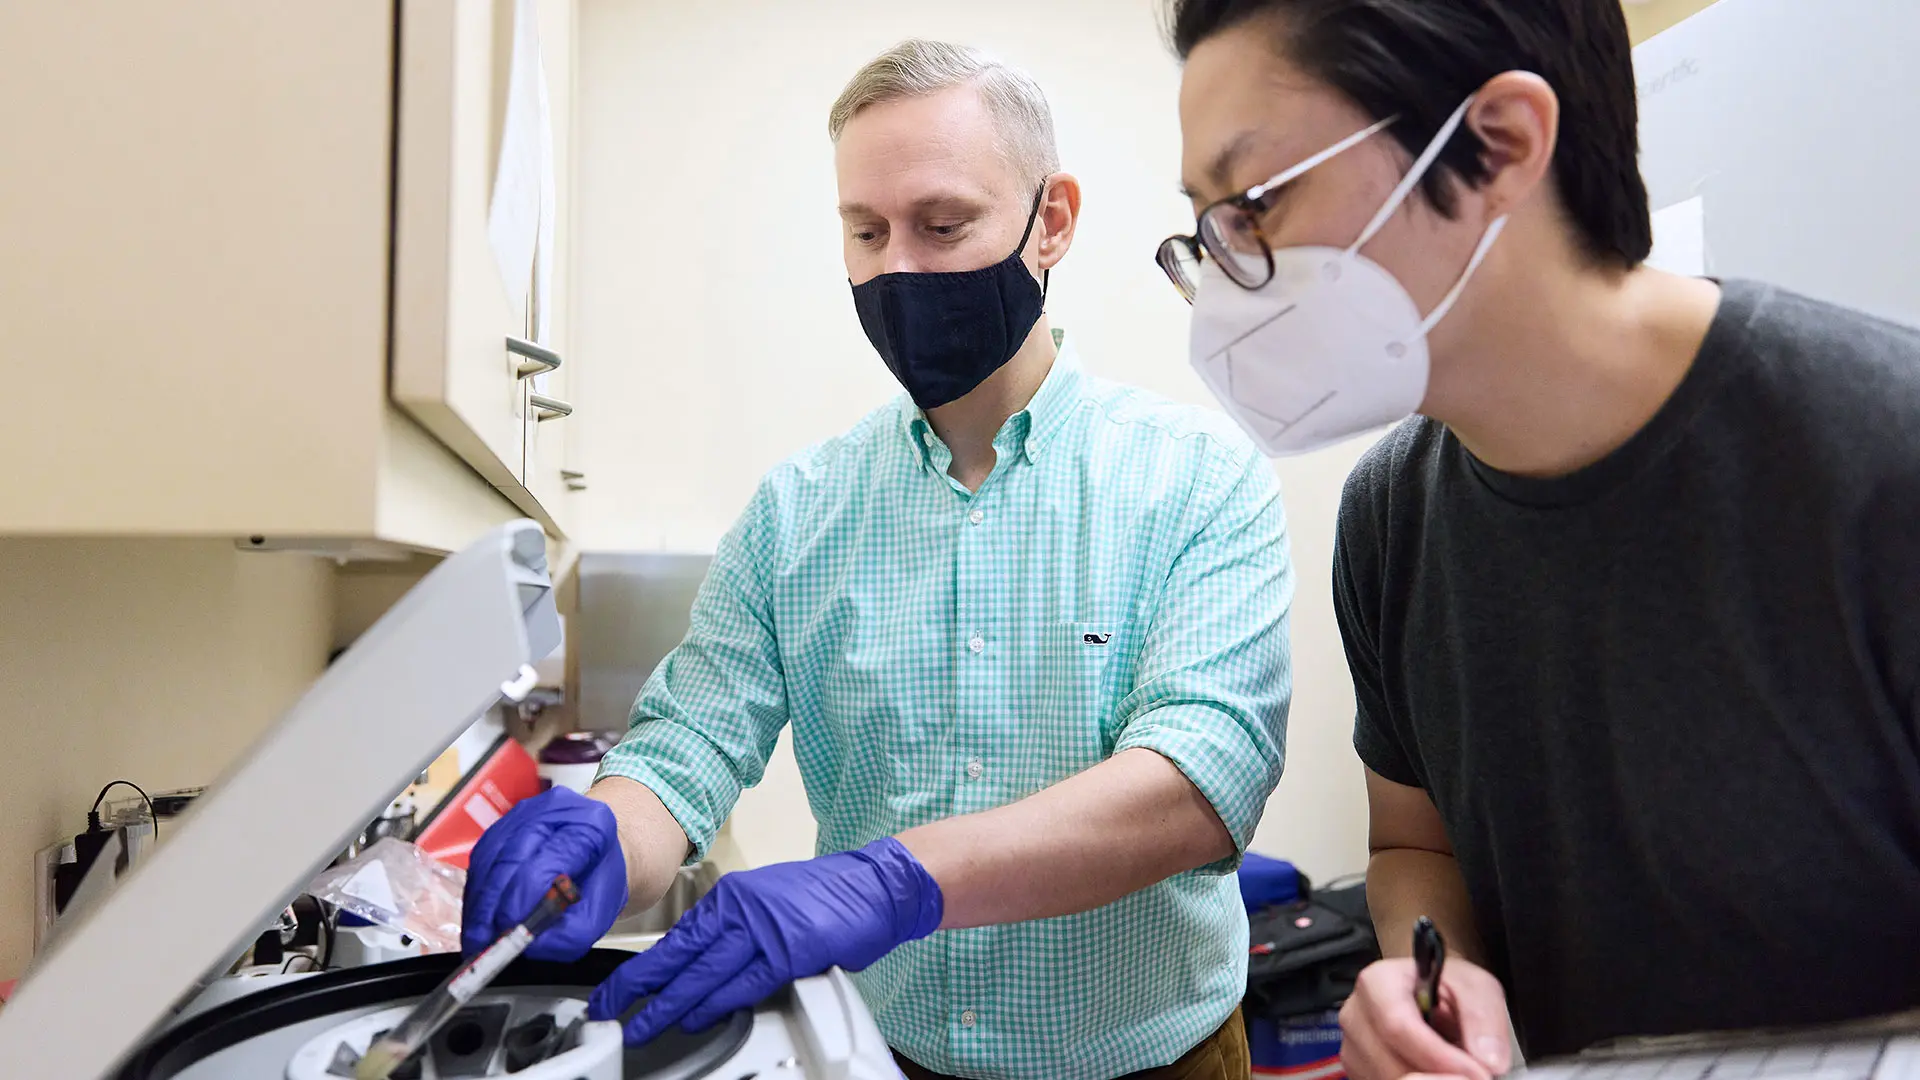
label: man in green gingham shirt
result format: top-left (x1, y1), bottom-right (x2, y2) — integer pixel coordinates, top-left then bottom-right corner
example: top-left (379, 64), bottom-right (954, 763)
top-left (459, 40), bottom-right (1291, 1080)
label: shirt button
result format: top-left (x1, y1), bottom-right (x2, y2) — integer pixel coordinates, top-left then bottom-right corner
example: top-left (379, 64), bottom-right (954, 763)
top-left (968, 509), bottom-right (985, 525)
top-left (968, 635), bottom-right (985, 654)
top-left (961, 1009), bottom-right (977, 1028)
top-left (965, 759), bottom-right (985, 780)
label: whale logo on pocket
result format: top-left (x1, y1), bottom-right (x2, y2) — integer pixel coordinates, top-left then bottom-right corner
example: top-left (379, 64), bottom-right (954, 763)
top-left (1082, 632), bottom-right (1113, 646)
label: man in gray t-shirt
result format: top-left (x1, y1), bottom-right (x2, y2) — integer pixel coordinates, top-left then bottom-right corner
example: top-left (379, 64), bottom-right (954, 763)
top-left (1163, 0), bottom-right (1920, 1076)
top-left (1336, 280), bottom-right (1920, 1058)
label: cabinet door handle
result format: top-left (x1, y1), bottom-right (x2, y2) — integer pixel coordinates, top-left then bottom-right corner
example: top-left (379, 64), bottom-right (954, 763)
top-left (529, 393), bottom-right (574, 420)
top-left (506, 336), bottom-right (562, 379)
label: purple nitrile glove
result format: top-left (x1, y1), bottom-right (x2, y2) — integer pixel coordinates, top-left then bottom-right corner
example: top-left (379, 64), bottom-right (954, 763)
top-left (461, 787), bottom-right (629, 961)
top-left (587, 837), bottom-right (943, 1044)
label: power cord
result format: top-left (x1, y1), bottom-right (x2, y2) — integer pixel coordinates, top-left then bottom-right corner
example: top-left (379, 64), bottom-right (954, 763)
top-left (88, 779), bottom-right (158, 842)
top-left (280, 953), bottom-right (324, 974)
top-left (318, 907), bottom-right (336, 971)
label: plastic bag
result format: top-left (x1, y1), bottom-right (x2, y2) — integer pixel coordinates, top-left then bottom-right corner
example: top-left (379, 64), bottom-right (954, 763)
top-left (306, 838), bottom-right (465, 954)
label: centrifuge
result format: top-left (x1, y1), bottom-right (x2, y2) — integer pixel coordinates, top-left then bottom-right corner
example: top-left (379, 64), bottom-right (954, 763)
top-left (0, 522), bottom-right (899, 1079)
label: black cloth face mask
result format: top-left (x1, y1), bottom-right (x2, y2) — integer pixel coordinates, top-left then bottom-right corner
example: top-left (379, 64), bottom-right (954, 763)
top-left (851, 188), bottom-right (1049, 411)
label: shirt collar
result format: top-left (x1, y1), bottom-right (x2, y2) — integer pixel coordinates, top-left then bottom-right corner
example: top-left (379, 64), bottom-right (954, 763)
top-left (1019, 334), bottom-right (1083, 465)
top-left (900, 333), bottom-right (1085, 471)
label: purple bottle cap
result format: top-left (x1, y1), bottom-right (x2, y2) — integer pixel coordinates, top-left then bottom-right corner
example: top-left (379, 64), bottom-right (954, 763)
top-left (538, 731), bottom-right (618, 766)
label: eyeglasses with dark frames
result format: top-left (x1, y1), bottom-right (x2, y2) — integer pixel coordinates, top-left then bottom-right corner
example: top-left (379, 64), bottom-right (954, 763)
top-left (1155, 116), bottom-right (1396, 304)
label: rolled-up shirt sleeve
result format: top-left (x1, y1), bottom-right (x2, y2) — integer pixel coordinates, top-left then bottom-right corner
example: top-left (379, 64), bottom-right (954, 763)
top-left (595, 480), bottom-right (790, 864)
top-left (1112, 448), bottom-right (1293, 873)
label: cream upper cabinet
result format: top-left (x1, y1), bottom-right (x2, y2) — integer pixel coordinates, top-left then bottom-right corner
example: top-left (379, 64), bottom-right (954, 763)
top-left (393, 0), bottom-right (581, 523)
top-left (0, 0), bottom-right (580, 555)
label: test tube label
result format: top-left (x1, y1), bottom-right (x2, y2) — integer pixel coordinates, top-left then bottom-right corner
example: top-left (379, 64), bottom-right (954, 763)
top-left (449, 925), bottom-right (535, 1003)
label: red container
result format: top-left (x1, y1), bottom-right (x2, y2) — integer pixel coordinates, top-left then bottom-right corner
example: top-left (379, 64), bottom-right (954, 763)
top-left (413, 736), bottom-right (543, 869)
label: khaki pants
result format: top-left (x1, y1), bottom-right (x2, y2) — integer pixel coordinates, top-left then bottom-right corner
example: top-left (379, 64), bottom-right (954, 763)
top-left (893, 1009), bottom-right (1251, 1080)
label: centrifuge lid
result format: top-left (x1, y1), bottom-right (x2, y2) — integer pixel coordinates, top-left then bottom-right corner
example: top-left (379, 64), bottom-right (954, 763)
top-left (0, 521), bottom-right (562, 1080)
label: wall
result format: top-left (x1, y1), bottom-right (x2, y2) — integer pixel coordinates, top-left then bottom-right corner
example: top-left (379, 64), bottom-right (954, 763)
top-left (0, 541), bottom-right (333, 980)
top-left (571, 0), bottom-right (1373, 879)
top-left (1625, 0), bottom-right (1725, 43)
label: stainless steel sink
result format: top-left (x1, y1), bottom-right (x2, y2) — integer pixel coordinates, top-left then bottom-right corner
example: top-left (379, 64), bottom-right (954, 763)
top-left (605, 860), bottom-right (720, 937)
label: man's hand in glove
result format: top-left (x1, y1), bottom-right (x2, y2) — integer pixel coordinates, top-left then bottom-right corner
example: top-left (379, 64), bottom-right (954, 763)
top-left (587, 837), bottom-right (942, 1044)
top-left (462, 787), bottom-right (630, 961)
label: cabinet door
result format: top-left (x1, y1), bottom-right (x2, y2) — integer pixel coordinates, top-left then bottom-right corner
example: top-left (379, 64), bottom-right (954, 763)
top-left (521, 0), bottom-right (581, 531)
top-left (392, 0), bottom-right (541, 506)
top-left (0, 1), bottom-right (394, 535)
top-left (524, 349), bottom-right (579, 527)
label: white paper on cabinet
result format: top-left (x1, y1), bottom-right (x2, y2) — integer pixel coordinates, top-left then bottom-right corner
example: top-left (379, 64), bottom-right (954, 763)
top-left (1647, 195), bottom-right (1708, 277)
top-left (488, 0), bottom-right (546, 322)
top-left (532, 26), bottom-right (557, 351)
top-left (525, 18), bottom-right (559, 484)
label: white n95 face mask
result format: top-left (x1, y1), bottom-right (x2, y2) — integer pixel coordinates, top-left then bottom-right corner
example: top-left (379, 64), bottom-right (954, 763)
top-left (1190, 96), bottom-right (1509, 457)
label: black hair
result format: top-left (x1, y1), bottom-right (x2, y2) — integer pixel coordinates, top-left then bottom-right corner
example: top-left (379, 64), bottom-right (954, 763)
top-left (1168, 0), bottom-right (1652, 267)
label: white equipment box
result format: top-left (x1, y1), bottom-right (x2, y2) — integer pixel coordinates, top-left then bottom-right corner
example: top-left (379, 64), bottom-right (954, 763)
top-left (0, 522), bottom-right (898, 1079)
top-left (1634, 0), bottom-right (1920, 327)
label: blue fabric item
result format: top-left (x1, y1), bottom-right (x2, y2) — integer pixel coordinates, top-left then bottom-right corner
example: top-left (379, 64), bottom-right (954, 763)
top-left (1238, 853), bottom-right (1302, 913)
top-left (587, 837), bottom-right (943, 1045)
top-left (460, 787), bottom-right (629, 961)
top-left (1247, 1009), bottom-right (1344, 1073)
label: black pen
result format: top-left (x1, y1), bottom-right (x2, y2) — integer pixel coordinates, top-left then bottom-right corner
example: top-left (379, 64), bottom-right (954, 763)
top-left (1413, 915), bottom-right (1446, 1027)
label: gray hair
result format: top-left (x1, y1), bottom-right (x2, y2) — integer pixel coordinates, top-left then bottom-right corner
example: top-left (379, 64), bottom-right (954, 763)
top-left (828, 39), bottom-right (1061, 189)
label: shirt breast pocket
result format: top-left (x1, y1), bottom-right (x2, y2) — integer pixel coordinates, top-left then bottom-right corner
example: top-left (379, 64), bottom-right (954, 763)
top-left (1016, 621), bottom-right (1128, 785)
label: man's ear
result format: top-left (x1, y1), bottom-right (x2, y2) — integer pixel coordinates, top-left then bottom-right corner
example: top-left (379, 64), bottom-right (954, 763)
top-left (1465, 72), bottom-right (1558, 220)
top-left (1037, 172), bottom-right (1083, 271)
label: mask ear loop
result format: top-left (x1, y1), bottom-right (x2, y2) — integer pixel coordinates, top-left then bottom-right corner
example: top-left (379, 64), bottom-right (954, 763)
top-left (1417, 215), bottom-right (1507, 336)
top-left (1015, 184), bottom-right (1052, 305)
top-left (1343, 95), bottom-right (1507, 335)
top-left (1249, 116), bottom-right (1396, 203)
top-left (1348, 96), bottom-right (1477, 257)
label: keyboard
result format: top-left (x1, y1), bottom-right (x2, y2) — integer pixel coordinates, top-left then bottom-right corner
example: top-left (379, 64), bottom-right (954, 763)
top-left (1527, 1033), bottom-right (1920, 1080)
